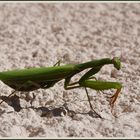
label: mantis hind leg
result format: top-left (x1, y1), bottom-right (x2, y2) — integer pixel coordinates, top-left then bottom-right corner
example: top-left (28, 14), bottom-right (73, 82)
top-left (0, 81), bottom-right (41, 105)
top-left (0, 90), bottom-right (17, 105)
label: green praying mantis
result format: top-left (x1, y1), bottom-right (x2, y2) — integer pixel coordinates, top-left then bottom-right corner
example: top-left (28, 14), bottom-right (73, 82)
top-left (0, 57), bottom-right (122, 117)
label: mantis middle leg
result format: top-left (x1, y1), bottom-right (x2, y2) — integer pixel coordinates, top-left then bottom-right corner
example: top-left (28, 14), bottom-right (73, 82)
top-left (64, 67), bottom-right (103, 117)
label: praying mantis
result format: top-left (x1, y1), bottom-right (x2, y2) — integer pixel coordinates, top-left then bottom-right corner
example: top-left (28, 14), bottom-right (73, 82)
top-left (0, 57), bottom-right (122, 117)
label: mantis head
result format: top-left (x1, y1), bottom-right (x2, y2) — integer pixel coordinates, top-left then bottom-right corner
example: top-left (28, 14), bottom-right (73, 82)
top-left (112, 57), bottom-right (121, 70)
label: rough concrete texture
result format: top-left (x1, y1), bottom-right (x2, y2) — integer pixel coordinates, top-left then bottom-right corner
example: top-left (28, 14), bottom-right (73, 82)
top-left (0, 3), bottom-right (139, 137)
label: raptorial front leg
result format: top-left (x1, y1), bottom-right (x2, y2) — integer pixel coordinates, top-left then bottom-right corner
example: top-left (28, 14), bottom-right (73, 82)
top-left (80, 80), bottom-right (122, 110)
top-left (110, 88), bottom-right (121, 109)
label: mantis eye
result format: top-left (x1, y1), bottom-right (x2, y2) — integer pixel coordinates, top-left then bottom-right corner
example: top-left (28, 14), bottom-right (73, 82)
top-left (112, 57), bottom-right (121, 70)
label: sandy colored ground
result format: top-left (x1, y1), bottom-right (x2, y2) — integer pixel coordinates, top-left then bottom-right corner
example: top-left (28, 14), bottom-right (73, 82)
top-left (0, 3), bottom-right (140, 137)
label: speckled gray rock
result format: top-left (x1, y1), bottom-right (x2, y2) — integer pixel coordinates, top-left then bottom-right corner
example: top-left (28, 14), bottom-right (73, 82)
top-left (0, 3), bottom-right (139, 137)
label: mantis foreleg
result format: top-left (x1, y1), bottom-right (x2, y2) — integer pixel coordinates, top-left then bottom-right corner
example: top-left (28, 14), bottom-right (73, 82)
top-left (80, 80), bottom-right (122, 109)
top-left (64, 66), bottom-right (122, 114)
top-left (79, 67), bottom-right (122, 109)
